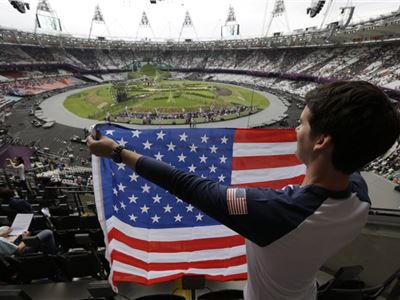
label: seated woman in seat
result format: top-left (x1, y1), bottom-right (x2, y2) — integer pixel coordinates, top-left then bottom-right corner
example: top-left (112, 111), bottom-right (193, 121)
top-left (0, 226), bottom-right (57, 256)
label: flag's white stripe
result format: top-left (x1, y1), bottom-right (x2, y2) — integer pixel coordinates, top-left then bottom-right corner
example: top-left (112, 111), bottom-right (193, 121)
top-left (108, 239), bottom-right (246, 263)
top-left (107, 216), bottom-right (239, 241)
top-left (93, 155), bottom-right (108, 245)
top-left (231, 164), bottom-right (306, 185)
top-left (112, 260), bottom-right (247, 279)
top-left (92, 152), bottom-right (115, 291)
top-left (233, 142), bottom-right (297, 157)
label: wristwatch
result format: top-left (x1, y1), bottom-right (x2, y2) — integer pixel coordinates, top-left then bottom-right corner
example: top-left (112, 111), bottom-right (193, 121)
top-left (111, 145), bottom-right (126, 163)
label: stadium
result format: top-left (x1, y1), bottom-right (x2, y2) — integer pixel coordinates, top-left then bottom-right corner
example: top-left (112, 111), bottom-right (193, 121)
top-left (0, 0), bottom-right (399, 299)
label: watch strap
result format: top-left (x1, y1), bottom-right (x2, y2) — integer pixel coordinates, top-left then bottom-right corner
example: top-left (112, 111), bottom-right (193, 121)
top-left (111, 145), bottom-right (125, 163)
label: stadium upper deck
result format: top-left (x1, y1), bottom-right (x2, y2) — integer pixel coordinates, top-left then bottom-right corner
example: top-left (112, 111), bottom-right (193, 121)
top-left (0, 8), bottom-right (400, 50)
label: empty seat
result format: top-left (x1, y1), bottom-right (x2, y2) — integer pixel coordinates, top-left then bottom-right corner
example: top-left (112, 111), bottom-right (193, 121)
top-left (0, 215), bottom-right (10, 226)
top-left (51, 216), bottom-right (80, 231)
top-left (49, 204), bottom-right (71, 216)
top-left (29, 215), bottom-right (52, 232)
top-left (318, 265), bottom-right (400, 300)
top-left (198, 289), bottom-right (244, 300)
top-left (57, 250), bottom-right (102, 280)
top-left (135, 295), bottom-right (185, 300)
top-left (80, 216), bottom-right (101, 230)
top-left (0, 256), bottom-right (17, 284)
top-left (6, 254), bottom-right (59, 283)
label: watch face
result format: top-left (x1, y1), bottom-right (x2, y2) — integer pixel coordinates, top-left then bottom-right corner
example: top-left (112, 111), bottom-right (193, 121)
top-left (112, 146), bottom-right (124, 163)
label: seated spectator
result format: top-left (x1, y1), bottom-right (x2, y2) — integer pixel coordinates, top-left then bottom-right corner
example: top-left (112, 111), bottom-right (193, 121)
top-left (0, 187), bottom-right (33, 213)
top-left (0, 227), bottom-right (57, 256)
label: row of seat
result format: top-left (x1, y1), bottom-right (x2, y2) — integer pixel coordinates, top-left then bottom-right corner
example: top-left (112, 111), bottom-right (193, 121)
top-left (0, 232), bottom-right (109, 285)
top-left (0, 214), bottom-right (101, 231)
top-left (0, 250), bottom-right (108, 284)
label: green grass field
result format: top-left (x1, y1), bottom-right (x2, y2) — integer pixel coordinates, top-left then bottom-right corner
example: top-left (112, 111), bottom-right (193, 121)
top-left (64, 79), bottom-right (269, 125)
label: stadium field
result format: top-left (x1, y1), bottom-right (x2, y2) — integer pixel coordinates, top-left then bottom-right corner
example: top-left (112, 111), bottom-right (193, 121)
top-left (63, 80), bottom-right (269, 125)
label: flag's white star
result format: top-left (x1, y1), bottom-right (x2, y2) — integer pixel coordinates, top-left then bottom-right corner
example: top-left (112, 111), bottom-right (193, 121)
top-left (176, 197), bottom-right (183, 203)
top-left (201, 174), bottom-right (207, 179)
top-left (219, 155), bottom-right (228, 164)
top-left (140, 205), bottom-right (150, 213)
top-left (128, 194), bottom-right (138, 203)
top-left (163, 204), bottom-right (173, 213)
top-left (117, 163), bottom-right (126, 170)
top-left (143, 140), bottom-right (152, 150)
top-left (179, 132), bottom-right (188, 141)
top-left (186, 204), bottom-right (194, 212)
top-left (199, 154), bottom-right (208, 163)
top-left (151, 214), bottom-right (160, 223)
top-left (129, 172), bottom-right (139, 182)
top-left (220, 136), bottom-right (229, 144)
top-left (120, 201), bottom-right (126, 210)
top-left (154, 152), bottom-right (164, 161)
top-left (105, 130), bottom-right (115, 136)
top-left (131, 130), bottom-right (141, 138)
top-left (156, 130), bottom-right (166, 140)
top-left (195, 213), bottom-right (204, 221)
top-left (189, 144), bottom-right (198, 152)
top-left (118, 183), bottom-right (126, 192)
top-left (166, 141), bottom-right (176, 151)
top-left (129, 214), bottom-right (137, 222)
top-left (188, 164), bottom-right (197, 172)
top-left (117, 138), bottom-right (127, 147)
top-left (141, 183), bottom-right (151, 193)
top-left (200, 134), bottom-right (209, 143)
top-left (177, 153), bottom-right (187, 162)
top-left (113, 187), bottom-right (118, 196)
top-left (209, 145), bottom-right (218, 153)
top-left (209, 164), bottom-right (217, 173)
top-left (113, 205), bottom-right (119, 212)
top-left (174, 214), bottom-right (183, 222)
top-left (218, 174), bottom-right (226, 182)
top-left (152, 194), bottom-right (162, 203)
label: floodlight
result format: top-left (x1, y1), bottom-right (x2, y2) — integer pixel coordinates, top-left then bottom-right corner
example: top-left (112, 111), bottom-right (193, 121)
top-left (8, 0), bottom-right (30, 14)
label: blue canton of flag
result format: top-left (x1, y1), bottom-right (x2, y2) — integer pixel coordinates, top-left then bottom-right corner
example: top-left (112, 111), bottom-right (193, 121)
top-left (97, 123), bottom-right (235, 229)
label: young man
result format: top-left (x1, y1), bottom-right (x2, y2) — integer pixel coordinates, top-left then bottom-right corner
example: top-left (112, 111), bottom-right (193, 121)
top-left (87, 81), bottom-right (400, 300)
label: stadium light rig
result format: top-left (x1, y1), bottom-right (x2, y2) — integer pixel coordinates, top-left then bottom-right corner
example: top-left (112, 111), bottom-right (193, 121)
top-left (8, 0), bottom-right (30, 13)
top-left (307, 0), bottom-right (326, 18)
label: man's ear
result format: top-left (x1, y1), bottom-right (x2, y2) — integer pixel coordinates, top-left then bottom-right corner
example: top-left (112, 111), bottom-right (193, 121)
top-left (313, 134), bottom-right (332, 151)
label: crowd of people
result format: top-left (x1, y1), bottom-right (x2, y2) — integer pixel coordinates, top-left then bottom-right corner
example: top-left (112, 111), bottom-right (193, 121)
top-left (111, 104), bottom-right (258, 125)
top-left (0, 42), bottom-right (400, 93)
top-left (364, 139), bottom-right (400, 183)
top-left (0, 75), bottom-right (85, 96)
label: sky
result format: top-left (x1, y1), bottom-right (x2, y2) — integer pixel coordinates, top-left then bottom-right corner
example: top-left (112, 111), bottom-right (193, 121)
top-left (0, 0), bottom-right (399, 41)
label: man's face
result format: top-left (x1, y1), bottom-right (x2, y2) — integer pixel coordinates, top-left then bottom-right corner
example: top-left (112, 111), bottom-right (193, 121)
top-left (295, 106), bottom-right (316, 165)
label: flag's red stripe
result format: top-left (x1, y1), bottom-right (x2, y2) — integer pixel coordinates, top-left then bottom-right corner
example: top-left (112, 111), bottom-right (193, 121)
top-left (234, 128), bottom-right (297, 143)
top-left (233, 174), bottom-right (305, 189)
top-left (232, 154), bottom-right (302, 170)
top-left (111, 249), bottom-right (247, 271)
top-left (108, 228), bottom-right (245, 252)
top-left (112, 271), bottom-right (247, 286)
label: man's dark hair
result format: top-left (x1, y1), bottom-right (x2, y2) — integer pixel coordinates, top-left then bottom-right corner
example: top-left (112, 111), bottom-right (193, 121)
top-left (305, 81), bottom-right (400, 174)
top-left (0, 187), bottom-right (14, 204)
top-left (15, 157), bottom-right (24, 165)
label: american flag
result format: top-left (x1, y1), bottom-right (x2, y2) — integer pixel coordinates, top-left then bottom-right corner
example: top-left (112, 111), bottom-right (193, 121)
top-left (92, 123), bottom-right (305, 287)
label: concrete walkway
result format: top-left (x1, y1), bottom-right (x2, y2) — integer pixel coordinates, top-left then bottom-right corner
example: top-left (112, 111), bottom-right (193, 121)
top-left (40, 84), bottom-right (288, 129)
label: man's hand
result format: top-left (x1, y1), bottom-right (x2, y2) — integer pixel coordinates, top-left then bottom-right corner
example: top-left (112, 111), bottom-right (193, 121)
top-left (86, 134), bottom-right (119, 158)
top-left (0, 226), bottom-right (11, 237)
